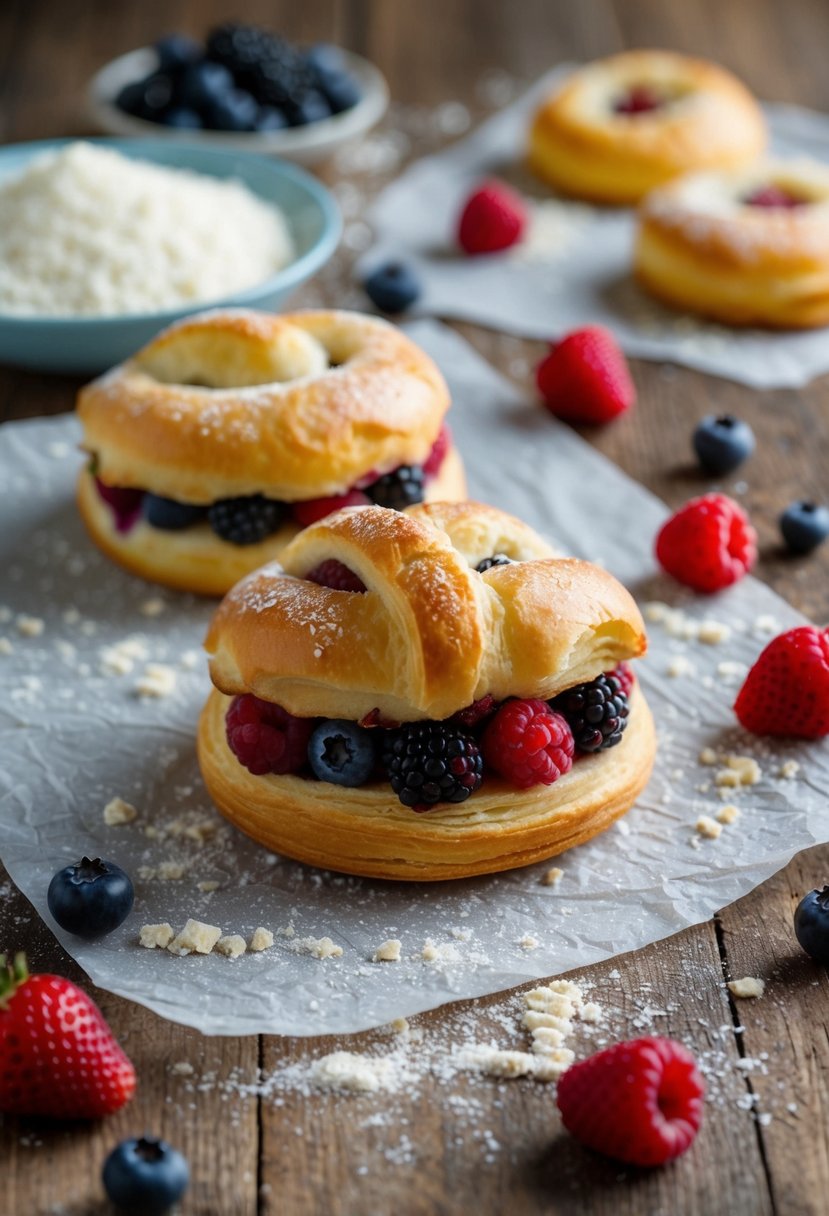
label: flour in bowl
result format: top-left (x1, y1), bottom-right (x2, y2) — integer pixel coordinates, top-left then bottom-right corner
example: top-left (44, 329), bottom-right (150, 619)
top-left (0, 142), bottom-right (294, 316)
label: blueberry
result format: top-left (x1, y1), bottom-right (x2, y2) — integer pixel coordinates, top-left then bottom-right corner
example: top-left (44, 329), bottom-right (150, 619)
top-left (319, 71), bottom-right (361, 114)
top-left (255, 105), bottom-right (289, 132)
top-left (207, 87), bottom-right (258, 131)
top-left (305, 43), bottom-right (349, 80)
top-left (692, 415), bottom-right (755, 475)
top-left (102, 1136), bottom-right (189, 1216)
top-left (363, 262), bottom-right (421, 314)
top-left (160, 106), bottom-right (202, 129)
top-left (116, 80), bottom-right (149, 118)
top-left (155, 34), bottom-right (200, 74)
top-left (308, 719), bottom-right (376, 786)
top-left (180, 60), bottom-right (234, 111)
top-left (47, 856), bottom-right (134, 940)
top-left (794, 886), bottom-right (829, 964)
top-left (144, 494), bottom-right (206, 530)
top-left (288, 89), bottom-right (332, 126)
top-left (779, 501), bottom-right (829, 554)
top-left (122, 72), bottom-right (176, 122)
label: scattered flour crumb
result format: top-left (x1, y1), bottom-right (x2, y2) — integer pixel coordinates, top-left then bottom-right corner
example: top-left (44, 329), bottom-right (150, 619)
top-left (697, 620), bottom-right (731, 645)
top-left (250, 927), bottom-right (274, 952)
top-left (99, 636), bottom-right (147, 675)
top-left (699, 747), bottom-right (719, 766)
top-left (294, 935), bottom-right (342, 960)
top-left (311, 1052), bottom-right (396, 1093)
top-left (139, 597), bottom-right (166, 617)
top-left (716, 755), bottom-right (761, 789)
top-left (0, 637), bottom-right (13, 655)
top-left (728, 976), bottom-right (765, 999)
top-left (169, 1061), bottom-right (194, 1076)
top-left (667, 655), bottom-right (695, 678)
top-left (581, 1002), bottom-right (602, 1024)
top-left (519, 935), bottom-right (539, 951)
top-left (541, 866), bottom-right (563, 886)
top-left (389, 1018), bottom-right (409, 1035)
top-left (754, 614), bottom-right (779, 634)
top-left (216, 934), bottom-right (247, 959)
top-left (167, 919), bottom-right (222, 956)
top-left (158, 861), bottom-right (186, 881)
top-left (197, 880), bottom-right (220, 894)
top-left (717, 804), bottom-right (741, 826)
top-left (373, 939), bottom-right (402, 962)
top-left (16, 614), bottom-right (44, 637)
top-left (695, 815), bottom-right (722, 840)
top-left (135, 663), bottom-right (177, 698)
top-left (139, 923), bottom-right (174, 950)
top-left (103, 796), bottom-right (137, 826)
top-left (778, 760), bottom-right (800, 779)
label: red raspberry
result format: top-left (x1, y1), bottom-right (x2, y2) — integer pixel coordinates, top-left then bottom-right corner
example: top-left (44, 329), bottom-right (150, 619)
top-left (457, 180), bottom-right (527, 255)
top-left (482, 698), bottom-right (574, 788)
top-left (614, 84), bottom-right (664, 115)
top-left (422, 423), bottom-right (451, 480)
top-left (94, 478), bottom-right (144, 533)
top-left (734, 626), bottom-right (829, 738)
top-left (305, 559), bottom-right (366, 592)
top-left (536, 326), bottom-right (635, 425)
top-left (744, 185), bottom-right (805, 209)
top-left (610, 661), bottom-right (634, 697)
top-left (292, 490), bottom-right (370, 528)
top-left (656, 493), bottom-right (757, 593)
top-left (225, 694), bottom-right (313, 776)
top-left (557, 1036), bottom-right (705, 1167)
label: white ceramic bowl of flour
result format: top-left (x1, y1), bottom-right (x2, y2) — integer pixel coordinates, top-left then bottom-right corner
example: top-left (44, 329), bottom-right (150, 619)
top-left (0, 138), bottom-right (341, 374)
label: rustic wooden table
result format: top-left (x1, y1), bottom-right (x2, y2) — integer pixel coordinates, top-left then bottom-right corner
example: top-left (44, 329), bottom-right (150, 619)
top-left (3, 1), bottom-right (829, 1213)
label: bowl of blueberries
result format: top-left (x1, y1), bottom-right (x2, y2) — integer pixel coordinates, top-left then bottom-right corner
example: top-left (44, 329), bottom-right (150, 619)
top-left (88, 22), bottom-right (389, 164)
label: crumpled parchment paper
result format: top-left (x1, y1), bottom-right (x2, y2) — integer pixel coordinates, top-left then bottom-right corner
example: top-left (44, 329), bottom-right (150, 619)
top-left (0, 321), bottom-right (826, 1036)
top-left (361, 69), bottom-right (829, 388)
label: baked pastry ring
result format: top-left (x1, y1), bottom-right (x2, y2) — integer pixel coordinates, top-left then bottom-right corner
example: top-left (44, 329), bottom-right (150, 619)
top-left (528, 51), bottom-right (766, 205)
top-left (198, 501), bottom-right (655, 881)
top-left (635, 160), bottom-right (829, 328)
top-left (76, 308), bottom-right (464, 595)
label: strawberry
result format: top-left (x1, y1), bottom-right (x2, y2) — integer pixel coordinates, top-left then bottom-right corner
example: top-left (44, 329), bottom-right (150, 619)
top-left (0, 952), bottom-right (135, 1119)
top-left (655, 493), bottom-right (757, 593)
top-left (734, 626), bottom-right (829, 738)
top-left (536, 326), bottom-right (635, 425)
top-left (556, 1036), bottom-right (705, 1167)
top-left (457, 180), bottom-right (527, 255)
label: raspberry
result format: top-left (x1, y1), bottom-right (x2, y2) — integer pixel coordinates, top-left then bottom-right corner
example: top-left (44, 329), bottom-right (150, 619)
top-left (609, 661), bottom-right (635, 698)
top-left (482, 698), bottom-right (574, 789)
top-left (381, 722), bottom-right (483, 809)
top-left (457, 180), bottom-right (527, 255)
top-left (225, 694), bottom-right (313, 775)
top-left (305, 559), bottom-right (366, 592)
top-left (744, 185), bottom-right (806, 209)
top-left (422, 424), bottom-right (451, 480)
top-left (292, 490), bottom-right (370, 528)
top-left (614, 84), bottom-right (664, 115)
top-left (551, 673), bottom-right (629, 754)
top-left (536, 326), bottom-right (635, 425)
top-left (556, 1036), bottom-right (705, 1167)
top-left (656, 493), bottom-right (757, 593)
top-left (94, 478), bottom-right (144, 534)
top-left (734, 626), bottom-right (829, 738)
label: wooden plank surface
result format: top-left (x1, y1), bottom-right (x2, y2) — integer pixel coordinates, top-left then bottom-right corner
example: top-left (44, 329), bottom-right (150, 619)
top-left (2, 1), bottom-right (829, 1213)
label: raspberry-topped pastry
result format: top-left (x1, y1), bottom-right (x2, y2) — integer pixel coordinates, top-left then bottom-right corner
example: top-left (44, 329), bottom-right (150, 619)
top-left (528, 51), bottom-right (766, 205)
top-left (76, 309), bottom-right (465, 595)
top-left (635, 160), bottom-right (829, 327)
top-left (198, 501), bottom-right (654, 881)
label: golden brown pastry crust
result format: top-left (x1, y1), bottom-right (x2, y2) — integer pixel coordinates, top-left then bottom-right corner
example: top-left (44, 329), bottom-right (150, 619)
top-left (197, 683), bottom-right (655, 881)
top-left (76, 446), bottom-right (467, 598)
top-left (635, 160), bottom-right (829, 328)
top-left (77, 308), bottom-right (452, 502)
top-left (528, 51), bottom-right (766, 205)
top-left (205, 501), bottom-right (647, 721)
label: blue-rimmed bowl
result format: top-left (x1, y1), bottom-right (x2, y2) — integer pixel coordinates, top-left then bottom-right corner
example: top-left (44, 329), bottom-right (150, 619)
top-left (0, 137), bottom-right (342, 374)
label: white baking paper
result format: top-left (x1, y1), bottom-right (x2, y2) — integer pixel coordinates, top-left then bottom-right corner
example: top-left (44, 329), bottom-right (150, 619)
top-left (361, 70), bottom-right (829, 388)
top-left (1, 320), bottom-right (827, 1036)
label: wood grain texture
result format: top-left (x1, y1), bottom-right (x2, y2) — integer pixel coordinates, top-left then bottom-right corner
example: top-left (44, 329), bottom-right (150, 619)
top-left (2, 1), bottom-right (829, 1213)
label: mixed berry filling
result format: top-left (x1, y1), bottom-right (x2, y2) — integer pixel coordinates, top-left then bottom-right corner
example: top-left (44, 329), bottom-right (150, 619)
top-left (91, 425), bottom-right (451, 544)
top-left (224, 666), bottom-right (635, 811)
top-left (613, 84), bottom-right (666, 115)
top-left (743, 185), bottom-right (809, 209)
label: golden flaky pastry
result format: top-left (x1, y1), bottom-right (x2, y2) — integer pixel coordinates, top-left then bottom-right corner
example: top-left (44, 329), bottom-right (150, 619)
top-left (528, 51), bottom-right (766, 205)
top-left (635, 159), bottom-right (829, 328)
top-left (198, 502), bottom-right (654, 881)
top-left (76, 308), bottom-right (465, 595)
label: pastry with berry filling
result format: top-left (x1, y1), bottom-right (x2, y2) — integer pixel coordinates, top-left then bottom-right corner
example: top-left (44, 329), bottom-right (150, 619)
top-left (76, 308), bottom-right (464, 595)
top-left (635, 159), bottom-right (829, 327)
top-left (528, 51), bottom-right (766, 205)
top-left (198, 501), bottom-right (654, 881)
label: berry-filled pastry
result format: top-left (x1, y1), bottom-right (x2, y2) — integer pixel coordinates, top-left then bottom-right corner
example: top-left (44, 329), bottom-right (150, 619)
top-left (76, 309), bottom-right (465, 596)
top-left (635, 160), bottom-right (829, 328)
top-left (528, 51), bottom-right (766, 206)
top-left (198, 501), bottom-right (655, 881)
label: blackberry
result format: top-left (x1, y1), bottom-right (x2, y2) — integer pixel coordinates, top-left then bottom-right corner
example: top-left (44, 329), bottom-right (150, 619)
top-left (550, 673), bottom-right (629, 753)
top-left (365, 466), bottom-right (425, 512)
top-left (476, 554), bottom-right (513, 573)
top-left (207, 495), bottom-right (285, 545)
top-left (381, 722), bottom-right (483, 810)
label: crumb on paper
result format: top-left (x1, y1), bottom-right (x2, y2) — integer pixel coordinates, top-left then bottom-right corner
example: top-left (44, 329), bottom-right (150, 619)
top-left (277, 923), bottom-right (295, 939)
top-left (16, 615), bottom-right (44, 637)
top-left (99, 636), bottom-right (148, 675)
top-left (135, 663), bottom-right (177, 698)
top-left (0, 637), bottom-right (13, 655)
top-left (699, 747), bottom-right (719, 766)
top-left (717, 804), bottom-right (741, 826)
top-left (779, 760), bottom-right (800, 779)
top-left (581, 1001), bottom-right (602, 1024)
top-left (139, 597), bottom-right (165, 618)
top-left (139, 923), bottom-right (174, 950)
top-left (197, 880), bottom-right (220, 894)
top-left (697, 619), bottom-right (731, 645)
top-left (216, 934), bottom-right (247, 959)
top-left (519, 935), bottom-right (539, 951)
top-left (420, 939), bottom-right (438, 962)
top-left (754, 614), bottom-right (779, 634)
top-left (373, 938), bottom-right (402, 962)
top-left (696, 815), bottom-right (723, 840)
top-left (167, 918), bottom-right (222, 956)
top-left (250, 927), bottom-right (274, 952)
top-left (389, 1017), bottom-right (409, 1035)
top-left (716, 755), bottom-right (761, 789)
top-left (667, 655), bottom-right (695, 678)
top-left (311, 1052), bottom-right (395, 1093)
top-left (540, 866), bottom-right (563, 887)
top-left (728, 976), bottom-right (765, 999)
top-left (103, 796), bottom-right (137, 826)
top-left (295, 935), bottom-right (342, 960)
top-left (158, 861), bottom-right (185, 881)
top-left (169, 1061), bottom-right (194, 1076)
